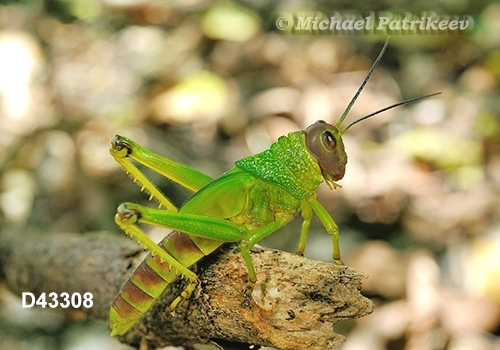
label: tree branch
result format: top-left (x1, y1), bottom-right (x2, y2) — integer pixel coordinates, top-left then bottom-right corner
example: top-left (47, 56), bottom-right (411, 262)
top-left (0, 230), bottom-right (373, 350)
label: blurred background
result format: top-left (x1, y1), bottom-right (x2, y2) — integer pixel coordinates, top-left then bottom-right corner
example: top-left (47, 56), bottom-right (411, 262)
top-left (0, 0), bottom-right (499, 349)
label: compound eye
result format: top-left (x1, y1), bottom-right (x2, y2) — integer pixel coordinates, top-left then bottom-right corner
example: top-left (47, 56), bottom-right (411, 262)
top-left (323, 130), bottom-right (336, 150)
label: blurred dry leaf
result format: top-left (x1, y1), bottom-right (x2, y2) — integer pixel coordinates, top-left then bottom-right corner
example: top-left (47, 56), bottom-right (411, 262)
top-left (151, 70), bottom-right (230, 123)
top-left (201, 2), bottom-right (261, 42)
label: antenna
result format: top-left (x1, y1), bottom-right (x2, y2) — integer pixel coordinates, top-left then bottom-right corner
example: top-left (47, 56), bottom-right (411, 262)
top-left (334, 36), bottom-right (391, 129)
top-left (340, 92), bottom-right (442, 134)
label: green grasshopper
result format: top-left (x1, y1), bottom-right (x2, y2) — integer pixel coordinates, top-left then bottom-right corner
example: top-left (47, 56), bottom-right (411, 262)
top-left (109, 37), bottom-right (439, 336)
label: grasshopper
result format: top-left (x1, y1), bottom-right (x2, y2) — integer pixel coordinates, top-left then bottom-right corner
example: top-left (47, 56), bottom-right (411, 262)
top-left (109, 37), bottom-right (439, 336)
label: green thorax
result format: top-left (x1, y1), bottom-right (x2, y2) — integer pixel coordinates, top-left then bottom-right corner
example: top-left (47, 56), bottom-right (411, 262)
top-left (235, 131), bottom-right (323, 200)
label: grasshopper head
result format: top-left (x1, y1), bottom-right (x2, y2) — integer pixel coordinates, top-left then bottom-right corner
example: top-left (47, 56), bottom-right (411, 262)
top-left (302, 39), bottom-right (439, 190)
top-left (305, 120), bottom-right (347, 189)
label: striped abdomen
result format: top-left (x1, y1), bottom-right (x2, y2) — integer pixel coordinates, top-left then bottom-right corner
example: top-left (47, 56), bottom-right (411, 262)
top-left (109, 231), bottom-right (222, 336)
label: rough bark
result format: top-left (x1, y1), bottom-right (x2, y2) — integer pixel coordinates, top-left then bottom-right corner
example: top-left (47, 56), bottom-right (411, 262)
top-left (0, 230), bottom-right (373, 350)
